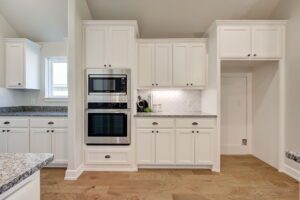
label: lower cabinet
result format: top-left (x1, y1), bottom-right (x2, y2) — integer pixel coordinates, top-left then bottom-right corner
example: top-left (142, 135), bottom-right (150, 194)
top-left (137, 129), bottom-right (175, 165)
top-left (30, 128), bottom-right (68, 164)
top-left (176, 129), bottom-right (213, 165)
top-left (0, 128), bottom-right (30, 153)
top-left (136, 117), bottom-right (215, 168)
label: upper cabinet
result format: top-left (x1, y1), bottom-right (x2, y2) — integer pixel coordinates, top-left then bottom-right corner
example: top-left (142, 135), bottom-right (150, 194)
top-left (219, 22), bottom-right (285, 60)
top-left (83, 21), bottom-right (139, 68)
top-left (5, 39), bottom-right (40, 89)
top-left (138, 39), bottom-right (208, 89)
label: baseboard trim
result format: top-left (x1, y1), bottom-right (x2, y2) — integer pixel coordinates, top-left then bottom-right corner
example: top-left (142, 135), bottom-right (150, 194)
top-left (283, 163), bottom-right (300, 182)
top-left (64, 164), bottom-right (84, 180)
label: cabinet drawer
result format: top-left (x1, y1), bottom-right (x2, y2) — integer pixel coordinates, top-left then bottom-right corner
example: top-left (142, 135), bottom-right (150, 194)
top-left (136, 118), bottom-right (174, 128)
top-left (85, 149), bottom-right (130, 165)
top-left (0, 118), bottom-right (29, 128)
top-left (30, 118), bottom-right (67, 128)
top-left (176, 118), bottom-right (215, 129)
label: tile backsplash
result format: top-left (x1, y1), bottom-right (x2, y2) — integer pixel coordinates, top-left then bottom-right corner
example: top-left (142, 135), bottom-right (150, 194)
top-left (138, 90), bottom-right (202, 113)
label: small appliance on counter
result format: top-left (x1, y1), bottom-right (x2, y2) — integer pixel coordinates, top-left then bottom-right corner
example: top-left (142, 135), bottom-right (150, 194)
top-left (136, 96), bottom-right (150, 112)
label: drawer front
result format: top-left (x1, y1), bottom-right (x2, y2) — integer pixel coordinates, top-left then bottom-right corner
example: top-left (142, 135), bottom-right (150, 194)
top-left (30, 118), bottom-right (67, 128)
top-left (85, 150), bottom-right (130, 165)
top-left (136, 118), bottom-right (174, 128)
top-left (176, 118), bottom-right (215, 129)
top-left (0, 118), bottom-right (29, 128)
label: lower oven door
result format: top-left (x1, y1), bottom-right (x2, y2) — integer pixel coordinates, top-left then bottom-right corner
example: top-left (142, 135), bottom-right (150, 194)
top-left (85, 109), bottom-right (131, 145)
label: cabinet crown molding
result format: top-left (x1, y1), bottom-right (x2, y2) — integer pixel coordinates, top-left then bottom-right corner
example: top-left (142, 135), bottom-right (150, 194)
top-left (82, 20), bottom-right (139, 37)
top-left (5, 38), bottom-right (41, 48)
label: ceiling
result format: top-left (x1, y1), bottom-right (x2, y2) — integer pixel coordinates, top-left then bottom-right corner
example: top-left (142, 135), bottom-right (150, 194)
top-left (0, 0), bottom-right (67, 42)
top-left (0, 0), bottom-right (282, 41)
top-left (86, 0), bottom-right (281, 38)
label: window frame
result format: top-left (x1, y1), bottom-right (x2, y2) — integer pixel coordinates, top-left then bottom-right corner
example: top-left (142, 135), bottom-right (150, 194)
top-left (45, 57), bottom-right (68, 100)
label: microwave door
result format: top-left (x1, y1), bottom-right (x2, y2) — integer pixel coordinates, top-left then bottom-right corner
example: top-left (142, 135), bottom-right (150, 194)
top-left (88, 75), bottom-right (127, 95)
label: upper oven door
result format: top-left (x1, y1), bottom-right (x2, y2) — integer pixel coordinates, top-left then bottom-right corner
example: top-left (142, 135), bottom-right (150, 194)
top-left (88, 74), bottom-right (127, 95)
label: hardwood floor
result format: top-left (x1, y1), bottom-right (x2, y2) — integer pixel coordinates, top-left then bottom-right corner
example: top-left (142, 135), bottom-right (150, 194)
top-left (41, 156), bottom-right (299, 200)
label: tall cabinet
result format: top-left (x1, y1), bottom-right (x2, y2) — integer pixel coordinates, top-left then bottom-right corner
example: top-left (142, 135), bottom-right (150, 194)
top-left (83, 21), bottom-right (139, 69)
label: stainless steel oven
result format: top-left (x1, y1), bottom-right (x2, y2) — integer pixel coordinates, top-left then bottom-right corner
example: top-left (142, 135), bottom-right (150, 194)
top-left (86, 69), bottom-right (130, 104)
top-left (85, 103), bottom-right (131, 145)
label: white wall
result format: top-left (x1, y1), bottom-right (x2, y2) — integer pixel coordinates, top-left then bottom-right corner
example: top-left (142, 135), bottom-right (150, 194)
top-left (0, 13), bottom-right (28, 107)
top-left (252, 63), bottom-right (279, 169)
top-left (65, 0), bottom-right (92, 180)
top-left (25, 42), bottom-right (68, 106)
top-left (271, 0), bottom-right (300, 171)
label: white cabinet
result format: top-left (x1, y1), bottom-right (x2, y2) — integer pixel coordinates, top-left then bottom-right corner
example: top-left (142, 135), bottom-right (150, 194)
top-left (137, 129), bottom-right (175, 165)
top-left (5, 39), bottom-right (40, 89)
top-left (252, 26), bottom-right (282, 59)
top-left (0, 128), bottom-right (30, 153)
top-left (173, 43), bottom-right (207, 88)
top-left (219, 25), bottom-right (283, 59)
top-left (137, 129), bottom-right (155, 164)
top-left (83, 21), bottom-right (137, 68)
top-left (155, 129), bottom-right (175, 164)
top-left (30, 118), bottom-right (68, 165)
top-left (138, 43), bottom-right (172, 87)
top-left (175, 130), bottom-right (195, 164)
top-left (138, 39), bottom-right (207, 89)
top-left (195, 129), bottom-right (213, 165)
top-left (136, 117), bottom-right (215, 168)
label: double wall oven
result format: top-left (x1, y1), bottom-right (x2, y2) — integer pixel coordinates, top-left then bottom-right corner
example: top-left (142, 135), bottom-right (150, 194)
top-left (85, 69), bottom-right (131, 145)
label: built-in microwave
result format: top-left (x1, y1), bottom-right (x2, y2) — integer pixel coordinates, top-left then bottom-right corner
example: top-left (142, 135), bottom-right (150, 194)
top-left (86, 69), bottom-right (131, 104)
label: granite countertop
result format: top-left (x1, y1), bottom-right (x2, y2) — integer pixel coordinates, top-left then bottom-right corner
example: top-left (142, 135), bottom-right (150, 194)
top-left (0, 106), bottom-right (68, 117)
top-left (0, 153), bottom-right (54, 195)
top-left (134, 111), bottom-right (217, 118)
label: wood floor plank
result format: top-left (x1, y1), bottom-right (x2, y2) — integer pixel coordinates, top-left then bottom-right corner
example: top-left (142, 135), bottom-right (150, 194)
top-left (41, 155), bottom-right (299, 200)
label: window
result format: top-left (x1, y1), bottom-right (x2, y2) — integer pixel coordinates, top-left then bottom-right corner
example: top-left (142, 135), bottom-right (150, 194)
top-left (46, 57), bottom-right (68, 98)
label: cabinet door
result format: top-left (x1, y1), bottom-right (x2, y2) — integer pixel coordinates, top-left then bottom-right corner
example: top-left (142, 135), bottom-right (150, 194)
top-left (155, 129), bottom-right (175, 164)
top-left (7, 128), bottom-right (29, 153)
top-left (175, 130), bottom-right (195, 164)
top-left (6, 43), bottom-right (24, 88)
top-left (52, 129), bottom-right (68, 164)
top-left (155, 44), bottom-right (172, 87)
top-left (252, 26), bottom-right (282, 59)
top-left (189, 43), bottom-right (207, 87)
top-left (137, 129), bottom-right (155, 164)
top-left (220, 26), bottom-right (251, 58)
top-left (84, 26), bottom-right (108, 68)
top-left (173, 43), bottom-right (189, 87)
top-left (30, 128), bottom-right (52, 154)
top-left (0, 129), bottom-right (7, 153)
top-left (138, 44), bottom-right (155, 87)
top-left (195, 129), bottom-right (213, 165)
top-left (108, 26), bottom-right (132, 68)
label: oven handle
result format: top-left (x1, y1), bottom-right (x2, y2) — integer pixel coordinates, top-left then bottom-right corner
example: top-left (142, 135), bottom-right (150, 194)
top-left (89, 74), bottom-right (126, 78)
top-left (86, 109), bottom-right (131, 114)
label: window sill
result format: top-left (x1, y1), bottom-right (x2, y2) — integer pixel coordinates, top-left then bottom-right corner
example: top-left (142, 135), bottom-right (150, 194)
top-left (43, 97), bottom-right (69, 102)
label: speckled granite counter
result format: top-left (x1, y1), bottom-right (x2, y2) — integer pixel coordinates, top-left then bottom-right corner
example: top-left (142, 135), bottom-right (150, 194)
top-left (0, 153), bottom-right (54, 195)
top-left (0, 106), bottom-right (67, 117)
top-left (134, 111), bottom-right (217, 118)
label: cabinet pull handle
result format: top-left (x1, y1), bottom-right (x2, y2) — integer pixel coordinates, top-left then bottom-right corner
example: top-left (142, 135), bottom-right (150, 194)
top-left (2, 130), bottom-right (5, 132)
top-left (253, 54), bottom-right (257, 57)
top-left (247, 54), bottom-right (251, 57)
top-left (152, 122), bottom-right (158, 125)
top-left (191, 83), bottom-right (193, 86)
top-left (51, 130), bottom-right (55, 133)
top-left (156, 131), bottom-right (159, 133)
top-left (156, 84), bottom-right (158, 86)
top-left (109, 64), bottom-right (112, 67)
top-left (18, 83), bottom-right (22, 86)
top-left (46, 130), bottom-right (50, 133)
top-left (192, 131), bottom-right (195, 133)
top-left (186, 83), bottom-right (189, 86)
top-left (4, 121), bottom-right (10, 125)
top-left (192, 122), bottom-right (198, 126)
top-left (152, 83), bottom-right (154, 86)
top-left (48, 121), bottom-right (54, 125)
top-left (197, 131), bottom-right (199, 133)
top-left (105, 155), bottom-right (111, 159)
top-left (152, 130), bottom-right (154, 133)
top-left (104, 64), bottom-right (107, 67)
top-left (6, 130), bottom-right (10, 132)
